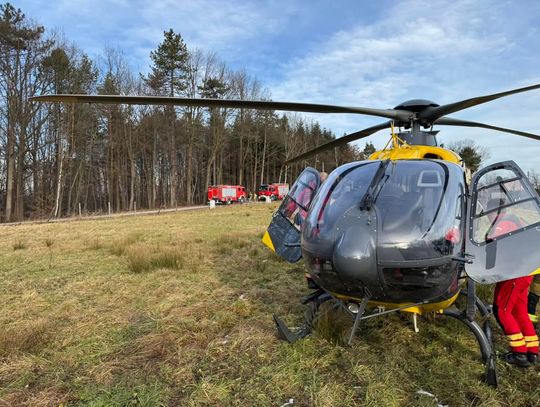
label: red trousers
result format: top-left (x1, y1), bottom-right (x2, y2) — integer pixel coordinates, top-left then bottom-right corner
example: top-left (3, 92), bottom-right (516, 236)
top-left (494, 276), bottom-right (539, 354)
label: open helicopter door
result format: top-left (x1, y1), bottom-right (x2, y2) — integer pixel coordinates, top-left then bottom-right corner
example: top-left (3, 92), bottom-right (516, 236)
top-left (465, 160), bottom-right (540, 283)
top-left (262, 167), bottom-right (321, 263)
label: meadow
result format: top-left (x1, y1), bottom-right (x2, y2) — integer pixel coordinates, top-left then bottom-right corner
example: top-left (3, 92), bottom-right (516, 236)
top-left (0, 203), bottom-right (538, 406)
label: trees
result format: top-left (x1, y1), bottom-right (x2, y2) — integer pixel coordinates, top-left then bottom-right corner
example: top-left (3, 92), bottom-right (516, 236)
top-left (362, 142), bottom-right (376, 159)
top-left (446, 139), bottom-right (490, 173)
top-left (0, 6), bottom-right (363, 221)
top-left (0, 3), bottom-right (53, 221)
top-left (528, 170), bottom-right (540, 194)
top-left (144, 29), bottom-right (189, 207)
top-left (42, 47), bottom-right (70, 217)
top-left (199, 55), bottom-right (231, 194)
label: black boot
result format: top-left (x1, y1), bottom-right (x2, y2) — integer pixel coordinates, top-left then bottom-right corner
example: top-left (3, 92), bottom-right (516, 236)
top-left (527, 353), bottom-right (538, 366)
top-left (500, 352), bottom-right (530, 368)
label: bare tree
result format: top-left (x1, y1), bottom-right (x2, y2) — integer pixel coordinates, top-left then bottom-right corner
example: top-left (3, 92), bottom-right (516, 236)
top-left (0, 3), bottom-right (53, 221)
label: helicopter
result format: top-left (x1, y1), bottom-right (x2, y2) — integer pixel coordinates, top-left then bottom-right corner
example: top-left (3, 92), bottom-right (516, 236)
top-left (32, 82), bottom-right (540, 386)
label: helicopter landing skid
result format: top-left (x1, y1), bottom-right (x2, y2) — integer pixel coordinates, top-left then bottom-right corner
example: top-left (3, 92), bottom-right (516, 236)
top-left (274, 279), bottom-right (498, 387)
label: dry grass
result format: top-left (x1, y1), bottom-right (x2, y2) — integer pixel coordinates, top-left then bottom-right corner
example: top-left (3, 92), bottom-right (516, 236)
top-left (0, 203), bottom-right (538, 406)
top-left (126, 246), bottom-right (185, 273)
top-left (12, 240), bottom-right (27, 250)
top-left (0, 319), bottom-right (52, 357)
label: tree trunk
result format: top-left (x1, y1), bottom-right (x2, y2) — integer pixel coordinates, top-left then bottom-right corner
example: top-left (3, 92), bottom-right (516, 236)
top-left (187, 137), bottom-right (193, 204)
top-left (53, 139), bottom-right (64, 218)
top-left (5, 125), bottom-right (15, 222)
top-left (260, 127), bottom-right (267, 185)
top-left (169, 108), bottom-right (177, 207)
top-left (128, 123), bottom-right (136, 210)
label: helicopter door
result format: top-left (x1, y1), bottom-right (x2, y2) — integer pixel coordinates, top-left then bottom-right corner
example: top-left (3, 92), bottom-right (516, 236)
top-left (465, 160), bottom-right (540, 283)
top-left (262, 167), bottom-right (321, 263)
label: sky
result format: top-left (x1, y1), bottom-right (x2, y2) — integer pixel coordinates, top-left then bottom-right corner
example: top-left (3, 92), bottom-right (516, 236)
top-left (15, 0), bottom-right (540, 173)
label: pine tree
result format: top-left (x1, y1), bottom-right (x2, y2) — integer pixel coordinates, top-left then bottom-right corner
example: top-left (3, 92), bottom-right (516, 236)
top-left (446, 140), bottom-right (489, 173)
top-left (362, 142), bottom-right (376, 159)
top-left (146, 29), bottom-right (189, 96)
top-left (144, 29), bottom-right (190, 206)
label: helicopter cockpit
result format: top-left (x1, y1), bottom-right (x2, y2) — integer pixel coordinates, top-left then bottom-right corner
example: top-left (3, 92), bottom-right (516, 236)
top-left (304, 161), bottom-right (463, 251)
top-left (297, 160), bottom-right (465, 301)
top-left (264, 158), bottom-right (540, 303)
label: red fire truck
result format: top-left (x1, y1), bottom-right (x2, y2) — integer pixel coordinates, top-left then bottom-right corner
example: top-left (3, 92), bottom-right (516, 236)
top-left (257, 183), bottom-right (289, 200)
top-left (207, 185), bottom-right (247, 204)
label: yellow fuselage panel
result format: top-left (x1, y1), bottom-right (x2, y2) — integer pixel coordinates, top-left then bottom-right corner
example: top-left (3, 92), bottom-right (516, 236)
top-left (262, 230), bottom-right (276, 252)
top-left (369, 145), bottom-right (462, 164)
top-left (530, 268), bottom-right (540, 276)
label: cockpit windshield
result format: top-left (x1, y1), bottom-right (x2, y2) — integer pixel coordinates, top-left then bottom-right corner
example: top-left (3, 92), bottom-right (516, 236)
top-left (303, 160), bottom-right (465, 260)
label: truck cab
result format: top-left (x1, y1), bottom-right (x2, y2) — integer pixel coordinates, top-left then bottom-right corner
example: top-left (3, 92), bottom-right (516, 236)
top-left (257, 183), bottom-right (289, 200)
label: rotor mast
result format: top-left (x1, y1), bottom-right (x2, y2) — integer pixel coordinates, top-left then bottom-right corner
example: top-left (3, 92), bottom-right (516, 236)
top-left (399, 120), bottom-right (438, 147)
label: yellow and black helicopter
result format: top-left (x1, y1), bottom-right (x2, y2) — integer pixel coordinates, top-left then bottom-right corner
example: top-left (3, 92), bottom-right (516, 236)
top-left (33, 83), bottom-right (540, 386)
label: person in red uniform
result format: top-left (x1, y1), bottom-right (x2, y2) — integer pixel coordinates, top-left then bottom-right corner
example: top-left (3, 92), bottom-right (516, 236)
top-left (487, 199), bottom-right (539, 367)
top-left (527, 275), bottom-right (540, 324)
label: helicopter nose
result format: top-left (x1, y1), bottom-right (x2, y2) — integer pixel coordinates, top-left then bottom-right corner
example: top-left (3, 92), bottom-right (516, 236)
top-left (332, 224), bottom-right (378, 287)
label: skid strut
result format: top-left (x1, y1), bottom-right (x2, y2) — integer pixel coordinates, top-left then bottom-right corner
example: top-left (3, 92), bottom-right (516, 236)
top-left (443, 278), bottom-right (498, 387)
top-left (273, 289), bottom-right (331, 343)
top-left (347, 296), bottom-right (371, 345)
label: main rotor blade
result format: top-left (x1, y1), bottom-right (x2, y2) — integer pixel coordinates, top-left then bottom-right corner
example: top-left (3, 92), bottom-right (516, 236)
top-left (284, 121), bottom-right (392, 164)
top-left (434, 117), bottom-right (540, 141)
top-left (421, 83), bottom-right (540, 122)
top-left (31, 94), bottom-right (413, 122)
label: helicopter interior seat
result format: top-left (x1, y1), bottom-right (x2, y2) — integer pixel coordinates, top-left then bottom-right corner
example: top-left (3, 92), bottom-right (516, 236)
top-left (377, 189), bottom-right (423, 233)
top-left (414, 184), bottom-right (444, 232)
top-left (375, 185), bottom-right (400, 215)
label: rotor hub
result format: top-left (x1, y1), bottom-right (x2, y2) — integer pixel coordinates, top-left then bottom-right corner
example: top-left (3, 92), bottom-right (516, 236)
top-left (394, 99), bottom-right (440, 113)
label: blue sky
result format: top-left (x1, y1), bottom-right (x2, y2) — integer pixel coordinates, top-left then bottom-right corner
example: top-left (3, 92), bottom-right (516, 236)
top-left (15, 0), bottom-right (540, 173)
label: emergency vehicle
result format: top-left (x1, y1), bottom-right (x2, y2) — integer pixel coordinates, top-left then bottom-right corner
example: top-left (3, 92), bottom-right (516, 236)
top-left (257, 183), bottom-right (289, 200)
top-left (207, 185), bottom-right (246, 204)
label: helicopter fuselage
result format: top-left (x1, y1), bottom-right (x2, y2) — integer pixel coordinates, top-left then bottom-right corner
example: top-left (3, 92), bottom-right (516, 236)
top-left (299, 158), bottom-right (466, 311)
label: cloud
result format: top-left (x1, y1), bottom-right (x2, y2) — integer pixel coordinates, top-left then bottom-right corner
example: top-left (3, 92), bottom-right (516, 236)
top-left (17, 0), bottom-right (540, 171)
top-left (131, 1), bottom-right (292, 54)
top-left (20, 0), bottom-right (298, 73)
top-left (271, 1), bottom-right (508, 106)
top-left (267, 0), bottom-right (540, 171)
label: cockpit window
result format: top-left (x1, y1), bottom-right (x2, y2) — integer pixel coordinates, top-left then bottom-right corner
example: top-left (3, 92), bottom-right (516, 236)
top-left (303, 160), bottom-right (464, 260)
top-left (375, 162), bottom-right (447, 238)
top-left (303, 162), bottom-right (379, 238)
top-left (472, 168), bottom-right (540, 244)
top-left (417, 170), bottom-right (442, 187)
top-left (280, 169), bottom-right (320, 228)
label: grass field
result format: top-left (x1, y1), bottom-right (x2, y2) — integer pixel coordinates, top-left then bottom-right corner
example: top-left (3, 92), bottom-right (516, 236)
top-left (0, 203), bottom-right (538, 406)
